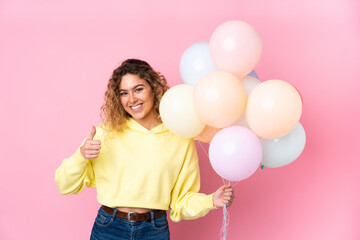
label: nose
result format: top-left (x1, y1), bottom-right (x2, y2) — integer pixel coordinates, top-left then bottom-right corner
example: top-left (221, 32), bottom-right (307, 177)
top-left (129, 92), bottom-right (138, 104)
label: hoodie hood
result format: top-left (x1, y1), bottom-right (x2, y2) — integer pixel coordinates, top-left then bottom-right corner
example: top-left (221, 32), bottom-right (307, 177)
top-left (126, 118), bottom-right (169, 135)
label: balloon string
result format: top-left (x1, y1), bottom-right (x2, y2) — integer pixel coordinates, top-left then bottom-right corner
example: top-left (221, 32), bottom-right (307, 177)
top-left (231, 181), bottom-right (240, 187)
top-left (197, 140), bottom-right (209, 161)
top-left (197, 141), bottom-right (236, 240)
top-left (222, 178), bottom-right (239, 187)
top-left (220, 204), bottom-right (230, 240)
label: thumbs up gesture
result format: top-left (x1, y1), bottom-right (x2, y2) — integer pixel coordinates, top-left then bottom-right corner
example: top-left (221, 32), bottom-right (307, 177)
top-left (80, 126), bottom-right (101, 159)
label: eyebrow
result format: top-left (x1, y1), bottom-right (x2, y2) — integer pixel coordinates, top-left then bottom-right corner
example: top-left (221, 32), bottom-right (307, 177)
top-left (119, 84), bottom-right (145, 92)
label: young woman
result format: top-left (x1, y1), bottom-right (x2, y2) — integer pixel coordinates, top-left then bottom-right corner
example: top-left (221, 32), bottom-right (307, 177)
top-left (55, 59), bottom-right (234, 240)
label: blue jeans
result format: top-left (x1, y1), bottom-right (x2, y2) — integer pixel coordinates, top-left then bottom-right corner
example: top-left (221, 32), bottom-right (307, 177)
top-left (90, 207), bottom-right (170, 240)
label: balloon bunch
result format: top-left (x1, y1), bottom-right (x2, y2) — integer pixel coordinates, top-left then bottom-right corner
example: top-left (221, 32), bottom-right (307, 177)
top-left (160, 20), bottom-right (306, 177)
top-left (160, 19), bottom-right (306, 240)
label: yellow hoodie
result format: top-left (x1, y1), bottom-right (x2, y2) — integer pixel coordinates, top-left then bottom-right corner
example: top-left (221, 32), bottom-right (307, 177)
top-left (55, 118), bottom-right (215, 222)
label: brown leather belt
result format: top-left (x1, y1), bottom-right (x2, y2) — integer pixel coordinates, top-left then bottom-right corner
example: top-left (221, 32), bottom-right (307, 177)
top-left (102, 205), bottom-right (166, 222)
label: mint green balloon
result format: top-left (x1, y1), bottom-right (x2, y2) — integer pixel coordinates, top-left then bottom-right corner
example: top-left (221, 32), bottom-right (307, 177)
top-left (261, 122), bottom-right (306, 168)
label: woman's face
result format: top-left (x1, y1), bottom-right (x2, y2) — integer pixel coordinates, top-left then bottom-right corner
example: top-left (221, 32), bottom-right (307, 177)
top-left (119, 73), bottom-right (157, 126)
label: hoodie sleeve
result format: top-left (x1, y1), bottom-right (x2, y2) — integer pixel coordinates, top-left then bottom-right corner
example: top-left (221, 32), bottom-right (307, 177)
top-left (54, 142), bottom-right (96, 195)
top-left (169, 140), bottom-right (216, 222)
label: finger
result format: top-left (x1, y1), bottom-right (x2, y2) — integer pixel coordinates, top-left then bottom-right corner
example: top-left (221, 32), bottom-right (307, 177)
top-left (225, 198), bottom-right (234, 206)
top-left (224, 188), bottom-right (233, 192)
top-left (85, 154), bottom-right (99, 159)
top-left (84, 140), bottom-right (101, 146)
top-left (216, 186), bottom-right (226, 195)
top-left (224, 192), bottom-right (233, 197)
top-left (85, 150), bottom-right (100, 155)
top-left (87, 140), bottom-right (101, 146)
top-left (226, 190), bottom-right (234, 195)
top-left (86, 125), bottom-right (96, 140)
top-left (223, 196), bottom-right (232, 201)
top-left (223, 199), bottom-right (230, 205)
top-left (219, 184), bottom-right (231, 191)
top-left (84, 144), bottom-right (101, 150)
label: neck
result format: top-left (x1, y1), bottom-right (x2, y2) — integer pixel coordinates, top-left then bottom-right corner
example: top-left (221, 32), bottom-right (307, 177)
top-left (133, 112), bottom-right (162, 130)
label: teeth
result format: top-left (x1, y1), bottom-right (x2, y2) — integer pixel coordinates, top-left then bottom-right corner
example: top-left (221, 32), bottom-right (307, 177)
top-left (131, 104), bottom-right (142, 110)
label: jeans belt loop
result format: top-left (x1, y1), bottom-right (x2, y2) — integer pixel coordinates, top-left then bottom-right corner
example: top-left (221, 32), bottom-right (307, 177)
top-left (112, 208), bottom-right (118, 220)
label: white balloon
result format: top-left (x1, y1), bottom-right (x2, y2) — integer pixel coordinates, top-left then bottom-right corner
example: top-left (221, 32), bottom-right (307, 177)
top-left (180, 42), bottom-right (216, 85)
top-left (241, 76), bottom-right (261, 95)
top-left (261, 122), bottom-right (306, 168)
top-left (232, 76), bottom-right (261, 128)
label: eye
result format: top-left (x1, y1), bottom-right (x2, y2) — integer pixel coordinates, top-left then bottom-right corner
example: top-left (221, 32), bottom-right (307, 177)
top-left (135, 88), bottom-right (143, 93)
top-left (120, 92), bottom-right (127, 96)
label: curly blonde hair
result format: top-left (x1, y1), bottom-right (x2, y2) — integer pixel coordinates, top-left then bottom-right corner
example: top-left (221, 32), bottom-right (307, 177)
top-left (100, 59), bottom-right (169, 133)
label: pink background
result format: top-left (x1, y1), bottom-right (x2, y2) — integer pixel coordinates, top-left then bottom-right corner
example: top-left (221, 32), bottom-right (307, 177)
top-left (1, 0), bottom-right (359, 239)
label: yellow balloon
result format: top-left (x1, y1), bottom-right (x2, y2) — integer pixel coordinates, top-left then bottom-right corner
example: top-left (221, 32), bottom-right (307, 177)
top-left (159, 84), bottom-right (205, 138)
top-left (246, 80), bottom-right (302, 139)
top-left (194, 71), bottom-right (246, 128)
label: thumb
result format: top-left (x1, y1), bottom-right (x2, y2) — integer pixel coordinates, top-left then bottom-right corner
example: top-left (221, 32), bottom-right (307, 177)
top-left (87, 125), bottom-right (96, 140)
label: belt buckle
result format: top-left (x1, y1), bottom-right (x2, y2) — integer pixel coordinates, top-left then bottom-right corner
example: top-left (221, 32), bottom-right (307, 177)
top-left (127, 212), bottom-right (137, 222)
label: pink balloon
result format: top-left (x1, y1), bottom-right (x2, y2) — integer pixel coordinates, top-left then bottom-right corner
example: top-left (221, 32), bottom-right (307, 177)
top-left (209, 126), bottom-right (262, 181)
top-left (210, 20), bottom-right (262, 79)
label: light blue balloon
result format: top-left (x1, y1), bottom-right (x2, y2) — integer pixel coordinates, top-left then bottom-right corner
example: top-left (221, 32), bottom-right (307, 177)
top-left (261, 122), bottom-right (306, 168)
top-left (247, 70), bottom-right (259, 79)
top-left (180, 42), bottom-right (216, 85)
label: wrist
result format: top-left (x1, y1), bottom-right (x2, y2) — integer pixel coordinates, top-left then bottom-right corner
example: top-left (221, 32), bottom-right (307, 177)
top-left (212, 193), bottom-right (220, 208)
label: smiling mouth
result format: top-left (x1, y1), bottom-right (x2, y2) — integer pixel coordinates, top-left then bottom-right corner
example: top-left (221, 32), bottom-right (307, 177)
top-left (130, 103), bottom-right (143, 110)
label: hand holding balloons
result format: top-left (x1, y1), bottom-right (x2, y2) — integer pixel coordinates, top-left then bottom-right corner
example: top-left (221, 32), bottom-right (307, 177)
top-left (212, 185), bottom-right (235, 208)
